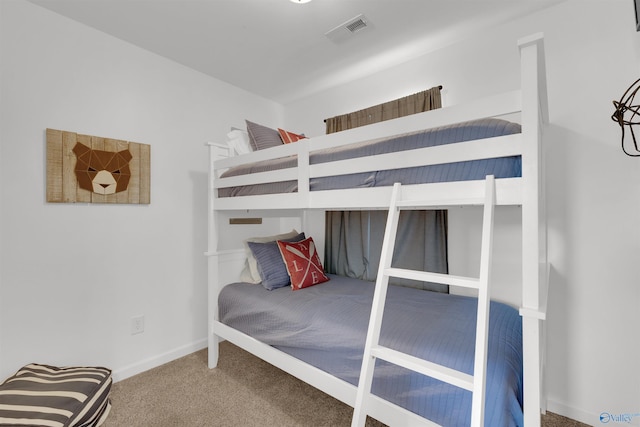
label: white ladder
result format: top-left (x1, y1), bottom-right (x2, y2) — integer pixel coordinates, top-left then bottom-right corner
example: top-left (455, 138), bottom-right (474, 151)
top-left (351, 175), bottom-right (496, 427)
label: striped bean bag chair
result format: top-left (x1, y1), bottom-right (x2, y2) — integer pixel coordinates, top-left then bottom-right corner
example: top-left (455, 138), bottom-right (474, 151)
top-left (0, 363), bottom-right (112, 427)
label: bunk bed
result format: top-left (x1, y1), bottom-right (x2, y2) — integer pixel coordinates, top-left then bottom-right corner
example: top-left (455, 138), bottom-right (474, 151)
top-left (205, 33), bottom-right (549, 426)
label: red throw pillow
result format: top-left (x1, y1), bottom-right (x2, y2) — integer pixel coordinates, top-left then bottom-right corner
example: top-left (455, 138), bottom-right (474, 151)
top-left (277, 237), bottom-right (329, 290)
top-left (278, 128), bottom-right (306, 144)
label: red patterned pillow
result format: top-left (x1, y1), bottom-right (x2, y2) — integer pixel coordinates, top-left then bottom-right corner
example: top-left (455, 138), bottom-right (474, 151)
top-left (278, 128), bottom-right (306, 144)
top-left (277, 237), bottom-right (329, 290)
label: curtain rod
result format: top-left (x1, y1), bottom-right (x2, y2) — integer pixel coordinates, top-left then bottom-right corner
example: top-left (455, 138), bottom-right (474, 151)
top-left (323, 85), bottom-right (443, 123)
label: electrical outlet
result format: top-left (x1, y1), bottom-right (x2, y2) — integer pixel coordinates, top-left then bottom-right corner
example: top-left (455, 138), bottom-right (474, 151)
top-left (131, 315), bottom-right (144, 335)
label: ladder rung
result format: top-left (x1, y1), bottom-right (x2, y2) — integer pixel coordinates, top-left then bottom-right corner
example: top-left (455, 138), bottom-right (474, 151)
top-left (371, 345), bottom-right (474, 391)
top-left (367, 394), bottom-right (441, 427)
top-left (385, 267), bottom-right (481, 289)
top-left (395, 197), bottom-right (485, 208)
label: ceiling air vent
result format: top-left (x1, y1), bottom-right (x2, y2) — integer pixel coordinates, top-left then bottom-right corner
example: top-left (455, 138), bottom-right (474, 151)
top-left (325, 14), bottom-right (371, 44)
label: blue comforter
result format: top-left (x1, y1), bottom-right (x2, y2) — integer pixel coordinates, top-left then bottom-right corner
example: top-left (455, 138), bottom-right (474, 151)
top-left (219, 118), bottom-right (522, 197)
top-left (219, 274), bottom-right (523, 426)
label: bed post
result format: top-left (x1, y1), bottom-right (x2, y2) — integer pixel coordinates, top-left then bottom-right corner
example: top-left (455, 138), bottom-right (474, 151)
top-left (205, 142), bottom-right (231, 368)
top-left (206, 253), bottom-right (221, 368)
top-left (518, 33), bottom-right (549, 427)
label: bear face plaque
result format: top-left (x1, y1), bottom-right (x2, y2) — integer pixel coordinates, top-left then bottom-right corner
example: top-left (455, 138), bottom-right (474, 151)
top-left (46, 129), bottom-right (150, 204)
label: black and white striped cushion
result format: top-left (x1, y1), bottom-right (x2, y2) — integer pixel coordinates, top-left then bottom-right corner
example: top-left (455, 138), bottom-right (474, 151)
top-left (0, 363), bottom-right (112, 427)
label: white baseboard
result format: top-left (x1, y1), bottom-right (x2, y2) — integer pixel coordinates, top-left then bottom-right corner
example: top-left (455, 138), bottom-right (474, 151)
top-left (112, 338), bottom-right (208, 383)
top-left (546, 398), bottom-right (597, 426)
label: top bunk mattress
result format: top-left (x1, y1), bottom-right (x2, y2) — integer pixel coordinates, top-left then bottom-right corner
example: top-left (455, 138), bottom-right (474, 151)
top-left (219, 274), bottom-right (524, 426)
top-left (218, 118), bottom-right (522, 198)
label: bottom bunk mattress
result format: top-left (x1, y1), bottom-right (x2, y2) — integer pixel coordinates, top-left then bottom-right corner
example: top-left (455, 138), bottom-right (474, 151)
top-left (218, 274), bottom-right (523, 427)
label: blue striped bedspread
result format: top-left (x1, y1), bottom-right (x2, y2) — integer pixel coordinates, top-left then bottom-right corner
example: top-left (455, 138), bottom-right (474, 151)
top-left (218, 118), bottom-right (522, 197)
top-left (219, 274), bottom-right (523, 426)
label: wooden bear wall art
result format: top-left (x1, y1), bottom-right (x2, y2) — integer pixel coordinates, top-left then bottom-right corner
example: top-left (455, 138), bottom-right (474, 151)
top-left (46, 129), bottom-right (150, 204)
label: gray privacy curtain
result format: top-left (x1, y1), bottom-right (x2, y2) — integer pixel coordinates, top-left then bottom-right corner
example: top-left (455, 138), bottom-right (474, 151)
top-left (325, 86), bottom-right (442, 134)
top-left (325, 211), bottom-right (448, 292)
top-left (323, 86), bottom-right (448, 292)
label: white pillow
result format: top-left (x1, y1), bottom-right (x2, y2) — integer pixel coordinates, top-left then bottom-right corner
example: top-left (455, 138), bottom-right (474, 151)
top-left (240, 229), bottom-right (300, 283)
top-left (226, 129), bottom-right (252, 155)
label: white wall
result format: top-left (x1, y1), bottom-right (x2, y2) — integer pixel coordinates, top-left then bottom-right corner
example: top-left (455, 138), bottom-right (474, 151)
top-left (0, 0), bottom-right (285, 382)
top-left (284, 1), bottom-right (640, 425)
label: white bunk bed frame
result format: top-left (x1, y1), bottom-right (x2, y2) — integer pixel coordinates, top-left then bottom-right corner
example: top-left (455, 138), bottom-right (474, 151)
top-left (206, 33), bottom-right (549, 426)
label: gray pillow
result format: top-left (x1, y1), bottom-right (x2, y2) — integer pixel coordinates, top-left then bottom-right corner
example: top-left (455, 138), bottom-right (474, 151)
top-left (240, 229), bottom-right (301, 284)
top-left (246, 120), bottom-right (283, 151)
top-left (248, 232), bottom-right (305, 290)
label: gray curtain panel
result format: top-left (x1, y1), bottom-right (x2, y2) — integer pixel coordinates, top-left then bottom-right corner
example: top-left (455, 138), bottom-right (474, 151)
top-left (323, 86), bottom-right (448, 292)
top-left (324, 86), bottom-right (442, 134)
top-left (324, 210), bottom-right (448, 292)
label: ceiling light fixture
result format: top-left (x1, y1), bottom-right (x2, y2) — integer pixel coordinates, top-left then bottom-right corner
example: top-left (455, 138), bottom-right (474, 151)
top-left (290, 0), bottom-right (312, 3)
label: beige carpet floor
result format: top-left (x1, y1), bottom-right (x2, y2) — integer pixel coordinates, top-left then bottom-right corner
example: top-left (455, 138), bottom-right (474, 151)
top-left (103, 341), bottom-right (589, 427)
